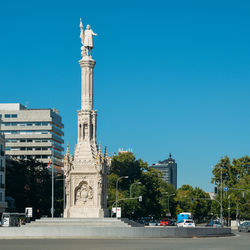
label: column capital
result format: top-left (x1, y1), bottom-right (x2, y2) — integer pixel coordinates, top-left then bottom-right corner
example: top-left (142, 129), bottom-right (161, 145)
top-left (79, 57), bottom-right (96, 68)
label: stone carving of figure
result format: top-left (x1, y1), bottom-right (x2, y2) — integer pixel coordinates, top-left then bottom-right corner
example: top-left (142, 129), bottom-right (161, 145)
top-left (75, 181), bottom-right (93, 205)
top-left (80, 18), bottom-right (97, 57)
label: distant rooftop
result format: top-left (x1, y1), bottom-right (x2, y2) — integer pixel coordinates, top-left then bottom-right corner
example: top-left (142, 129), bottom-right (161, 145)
top-left (0, 103), bottom-right (26, 111)
top-left (0, 103), bottom-right (60, 114)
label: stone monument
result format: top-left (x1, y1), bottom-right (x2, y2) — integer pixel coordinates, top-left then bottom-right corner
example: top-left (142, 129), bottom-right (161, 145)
top-left (64, 19), bottom-right (110, 218)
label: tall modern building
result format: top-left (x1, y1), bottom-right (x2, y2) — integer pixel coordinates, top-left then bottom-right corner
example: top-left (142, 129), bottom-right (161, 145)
top-left (0, 103), bottom-right (64, 169)
top-left (0, 120), bottom-right (7, 214)
top-left (151, 154), bottom-right (177, 189)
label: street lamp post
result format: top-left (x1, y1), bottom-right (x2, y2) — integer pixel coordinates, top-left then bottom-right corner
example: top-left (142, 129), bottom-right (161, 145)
top-left (220, 168), bottom-right (223, 224)
top-left (228, 195), bottom-right (230, 227)
top-left (115, 176), bottom-right (129, 218)
top-left (130, 182), bottom-right (141, 198)
top-left (164, 192), bottom-right (175, 216)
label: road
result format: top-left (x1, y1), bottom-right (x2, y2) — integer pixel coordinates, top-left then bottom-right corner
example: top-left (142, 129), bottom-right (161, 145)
top-left (0, 231), bottom-right (249, 250)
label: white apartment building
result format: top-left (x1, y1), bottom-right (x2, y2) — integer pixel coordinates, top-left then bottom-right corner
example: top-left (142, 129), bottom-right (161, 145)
top-left (0, 103), bottom-right (64, 169)
top-left (0, 120), bottom-right (7, 213)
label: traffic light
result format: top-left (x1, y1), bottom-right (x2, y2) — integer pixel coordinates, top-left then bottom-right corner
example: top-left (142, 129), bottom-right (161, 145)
top-left (139, 196), bottom-right (142, 202)
top-left (214, 187), bottom-right (218, 194)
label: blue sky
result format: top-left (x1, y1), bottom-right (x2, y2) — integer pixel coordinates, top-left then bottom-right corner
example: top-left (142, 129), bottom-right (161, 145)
top-left (0, 0), bottom-right (249, 191)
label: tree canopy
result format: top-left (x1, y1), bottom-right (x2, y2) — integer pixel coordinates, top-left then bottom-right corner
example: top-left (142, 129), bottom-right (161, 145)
top-left (5, 158), bottom-right (63, 218)
top-left (211, 155), bottom-right (250, 220)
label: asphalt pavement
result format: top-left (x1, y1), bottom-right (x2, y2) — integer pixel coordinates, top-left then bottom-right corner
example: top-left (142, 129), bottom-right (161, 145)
top-left (0, 231), bottom-right (249, 250)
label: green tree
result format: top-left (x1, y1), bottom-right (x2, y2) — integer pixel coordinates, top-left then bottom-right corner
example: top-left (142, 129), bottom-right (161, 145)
top-left (175, 185), bottom-right (211, 222)
top-left (6, 158), bottom-right (63, 218)
top-left (108, 152), bottom-right (174, 220)
top-left (211, 156), bottom-right (250, 188)
top-left (211, 156), bottom-right (250, 220)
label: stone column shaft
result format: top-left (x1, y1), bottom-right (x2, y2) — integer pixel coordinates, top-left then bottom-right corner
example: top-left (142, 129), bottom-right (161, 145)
top-left (80, 59), bottom-right (96, 111)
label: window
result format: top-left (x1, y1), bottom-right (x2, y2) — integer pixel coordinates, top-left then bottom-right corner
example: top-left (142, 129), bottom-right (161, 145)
top-left (0, 192), bottom-right (2, 202)
top-left (4, 114), bottom-right (17, 118)
top-left (12, 148), bottom-right (20, 151)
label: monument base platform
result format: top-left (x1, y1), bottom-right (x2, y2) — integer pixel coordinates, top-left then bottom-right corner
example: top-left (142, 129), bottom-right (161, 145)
top-left (64, 207), bottom-right (109, 218)
top-left (0, 218), bottom-right (233, 239)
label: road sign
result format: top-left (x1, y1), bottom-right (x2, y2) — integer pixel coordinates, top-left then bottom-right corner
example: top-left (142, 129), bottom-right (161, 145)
top-left (224, 187), bottom-right (228, 192)
top-left (2, 217), bottom-right (10, 227)
top-left (25, 207), bottom-right (33, 218)
top-left (116, 207), bottom-right (121, 218)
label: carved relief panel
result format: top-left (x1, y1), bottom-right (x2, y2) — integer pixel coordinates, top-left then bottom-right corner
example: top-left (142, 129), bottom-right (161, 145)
top-left (71, 175), bottom-right (96, 207)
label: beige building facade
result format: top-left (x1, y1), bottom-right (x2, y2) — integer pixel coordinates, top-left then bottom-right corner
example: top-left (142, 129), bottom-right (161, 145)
top-left (0, 104), bottom-right (64, 169)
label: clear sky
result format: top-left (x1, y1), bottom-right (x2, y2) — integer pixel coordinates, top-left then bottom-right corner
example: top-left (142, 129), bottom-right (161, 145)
top-left (0, 0), bottom-right (249, 192)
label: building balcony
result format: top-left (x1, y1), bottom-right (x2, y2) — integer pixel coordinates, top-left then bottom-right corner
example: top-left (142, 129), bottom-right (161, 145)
top-left (6, 149), bottom-right (53, 156)
top-left (52, 134), bottom-right (64, 144)
top-left (6, 142), bottom-right (53, 148)
top-left (4, 133), bottom-right (53, 139)
top-left (1, 125), bottom-right (52, 131)
top-left (52, 126), bottom-right (64, 136)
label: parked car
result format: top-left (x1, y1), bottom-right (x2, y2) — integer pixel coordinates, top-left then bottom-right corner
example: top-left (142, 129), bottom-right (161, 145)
top-left (177, 219), bottom-right (195, 228)
top-left (205, 220), bottom-right (222, 228)
top-left (169, 219), bottom-right (177, 226)
top-left (148, 220), bottom-right (159, 226)
top-left (238, 221), bottom-right (250, 232)
top-left (160, 218), bottom-right (170, 226)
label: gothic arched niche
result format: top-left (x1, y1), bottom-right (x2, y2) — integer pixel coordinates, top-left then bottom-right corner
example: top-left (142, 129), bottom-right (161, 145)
top-left (74, 180), bottom-right (93, 205)
top-left (82, 123), bottom-right (88, 140)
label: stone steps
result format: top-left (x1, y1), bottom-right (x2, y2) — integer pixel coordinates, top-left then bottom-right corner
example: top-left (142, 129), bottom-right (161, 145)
top-left (25, 218), bottom-right (131, 227)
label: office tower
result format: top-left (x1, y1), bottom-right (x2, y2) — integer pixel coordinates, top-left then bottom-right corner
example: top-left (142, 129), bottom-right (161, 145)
top-left (151, 153), bottom-right (177, 189)
top-left (0, 103), bottom-right (64, 169)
